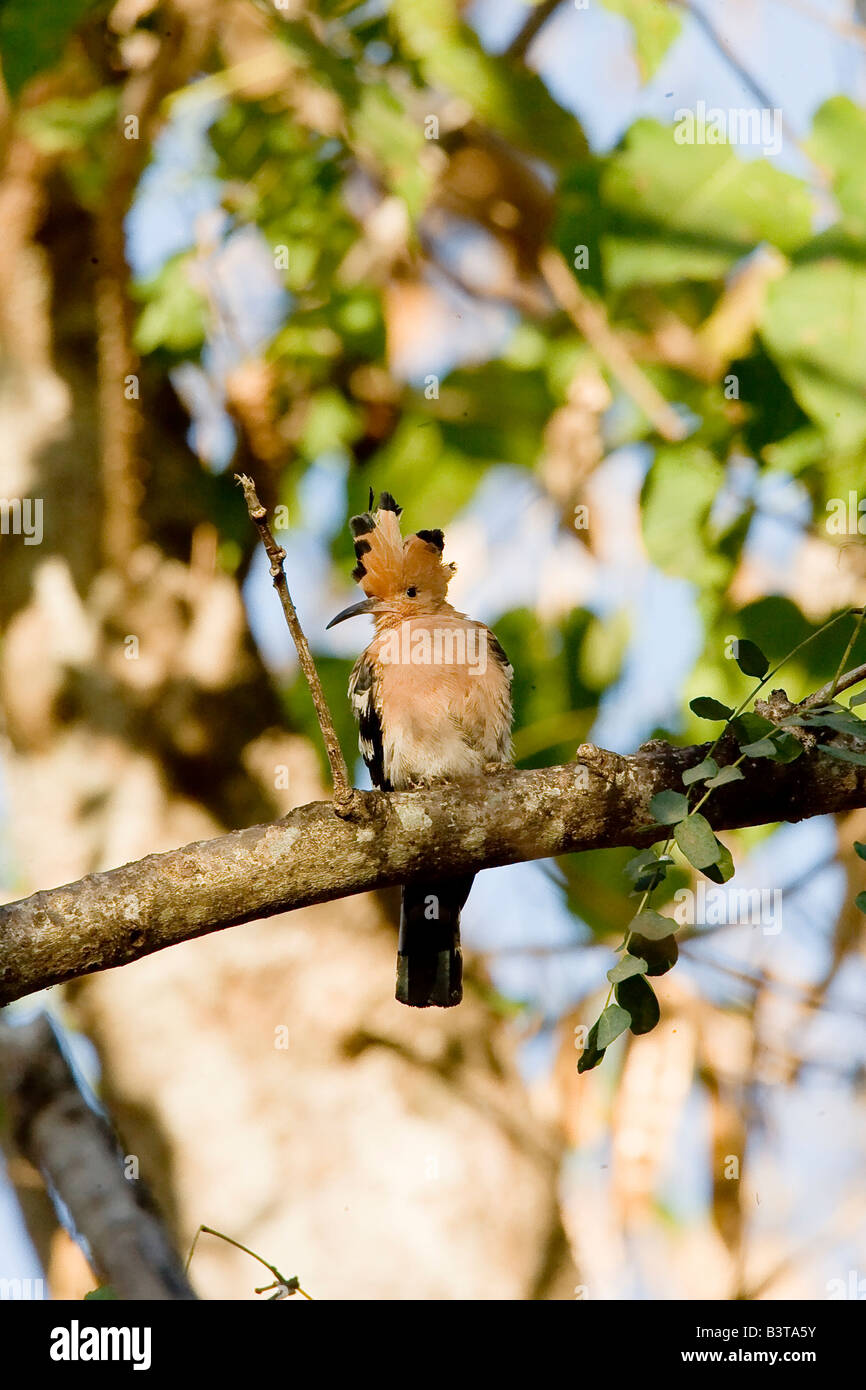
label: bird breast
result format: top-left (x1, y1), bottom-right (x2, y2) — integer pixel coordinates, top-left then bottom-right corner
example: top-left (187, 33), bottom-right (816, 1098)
top-left (370, 616), bottom-right (511, 789)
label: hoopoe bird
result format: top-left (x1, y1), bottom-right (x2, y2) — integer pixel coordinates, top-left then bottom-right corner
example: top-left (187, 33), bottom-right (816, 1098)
top-left (327, 491), bottom-right (513, 1007)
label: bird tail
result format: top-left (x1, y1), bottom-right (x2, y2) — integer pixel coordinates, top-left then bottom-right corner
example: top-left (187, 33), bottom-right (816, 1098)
top-left (396, 875), bottom-right (474, 1008)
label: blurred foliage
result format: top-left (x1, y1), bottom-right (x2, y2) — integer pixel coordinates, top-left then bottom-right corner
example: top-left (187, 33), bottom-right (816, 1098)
top-left (601, 0), bottom-right (682, 82)
top-left (0, 0), bottom-right (99, 96)
top-left (601, 120), bottom-right (812, 289)
top-left (133, 255), bottom-right (209, 356)
top-left (390, 0), bottom-right (588, 165)
top-left (3, 0), bottom-right (866, 1019)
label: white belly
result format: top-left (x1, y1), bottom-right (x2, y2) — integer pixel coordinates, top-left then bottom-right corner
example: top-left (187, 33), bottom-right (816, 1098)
top-left (383, 719), bottom-right (490, 788)
top-left (378, 658), bottom-right (510, 789)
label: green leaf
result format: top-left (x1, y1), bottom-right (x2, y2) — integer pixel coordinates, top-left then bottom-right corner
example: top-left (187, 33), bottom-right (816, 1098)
top-left (623, 849), bottom-right (659, 882)
top-left (650, 789), bottom-right (689, 824)
top-left (690, 697), bottom-right (734, 721)
top-left (642, 445), bottom-right (729, 587)
top-left (596, 1003), bottom-right (632, 1050)
top-left (615, 975), bottom-right (660, 1036)
top-left (84, 1286), bottom-right (118, 1300)
top-left (849, 690), bottom-right (866, 708)
top-left (762, 426), bottom-right (827, 476)
top-left (600, 0), bottom-right (682, 81)
top-left (579, 610), bottom-right (631, 692)
top-left (350, 84), bottom-right (430, 217)
top-left (607, 954), bottom-right (649, 984)
top-left (624, 850), bottom-right (674, 893)
top-left (299, 389), bottom-right (362, 460)
top-left (730, 712), bottom-right (775, 745)
top-left (19, 90), bottom-right (117, 156)
top-left (855, 891), bottom-right (866, 914)
top-left (391, 0), bottom-right (587, 167)
top-left (682, 757), bottom-right (718, 786)
top-left (629, 909), bottom-right (677, 941)
top-left (0, 0), bottom-right (100, 96)
top-left (704, 765), bottom-right (745, 788)
top-left (808, 97), bottom-right (866, 233)
top-left (854, 842), bottom-right (866, 860)
top-left (577, 1018), bottom-right (608, 1073)
top-left (602, 120), bottom-right (812, 290)
top-left (768, 731), bottom-right (804, 764)
top-left (734, 640), bottom-right (769, 678)
top-left (702, 840), bottom-right (735, 885)
top-left (804, 709), bottom-right (866, 737)
top-left (433, 362), bottom-right (556, 470)
top-left (675, 814), bottom-right (722, 869)
top-left (133, 256), bottom-right (208, 356)
top-left (740, 737), bottom-right (778, 758)
top-left (762, 260), bottom-right (866, 450)
top-left (819, 745), bottom-right (866, 766)
top-left (627, 931), bottom-right (678, 977)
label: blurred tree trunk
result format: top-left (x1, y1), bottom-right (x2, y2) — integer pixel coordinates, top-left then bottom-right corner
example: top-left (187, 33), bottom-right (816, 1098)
top-left (0, 39), bottom-right (578, 1300)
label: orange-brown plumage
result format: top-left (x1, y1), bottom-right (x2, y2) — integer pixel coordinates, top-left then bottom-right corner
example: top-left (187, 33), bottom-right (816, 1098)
top-left (329, 490), bottom-right (513, 1008)
top-left (349, 491), bottom-right (454, 612)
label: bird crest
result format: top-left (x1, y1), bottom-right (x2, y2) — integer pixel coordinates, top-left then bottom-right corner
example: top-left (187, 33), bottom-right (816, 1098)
top-left (349, 490), bottom-right (455, 602)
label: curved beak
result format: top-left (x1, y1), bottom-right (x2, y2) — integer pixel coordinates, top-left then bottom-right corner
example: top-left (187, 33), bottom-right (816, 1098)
top-left (326, 596), bottom-right (376, 630)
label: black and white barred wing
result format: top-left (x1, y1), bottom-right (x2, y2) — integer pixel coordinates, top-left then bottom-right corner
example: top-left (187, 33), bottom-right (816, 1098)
top-left (348, 655), bottom-right (391, 791)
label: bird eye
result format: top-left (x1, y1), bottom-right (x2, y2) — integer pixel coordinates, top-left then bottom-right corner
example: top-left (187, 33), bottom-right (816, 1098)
top-left (406, 586), bottom-right (417, 598)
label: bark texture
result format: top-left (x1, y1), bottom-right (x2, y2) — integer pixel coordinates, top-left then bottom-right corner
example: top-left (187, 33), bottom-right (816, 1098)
top-left (0, 1014), bottom-right (196, 1299)
top-left (2, 731), bottom-right (864, 1006)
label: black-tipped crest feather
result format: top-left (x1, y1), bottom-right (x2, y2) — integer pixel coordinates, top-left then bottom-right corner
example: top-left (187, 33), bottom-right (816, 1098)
top-left (415, 528), bottom-right (445, 551)
top-left (377, 491), bottom-right (402, 515)
top-left (350, 513), bottom-right (375, 537)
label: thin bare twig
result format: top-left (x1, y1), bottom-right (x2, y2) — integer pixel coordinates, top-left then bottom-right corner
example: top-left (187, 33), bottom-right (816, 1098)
top-left (539, 247), bottom-right (689, 442)
top-left (505, 0), bottom-right (566, 62)
top-left (236, 473), bottom-right (354, 811)
top-left (801, 659), bottom-right (866, 709)
top-left (828, 609), bottom-right (866, 701)
top-left (770, 0), bottom-right (866, 51)
top-left (669, 0), bottom-right (827, 183)
top-left (186, 1224), bottom-right (312, 1300)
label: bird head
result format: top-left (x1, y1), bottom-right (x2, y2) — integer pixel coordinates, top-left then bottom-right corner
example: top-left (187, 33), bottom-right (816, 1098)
top-left (327, 491), bottom-right (456, 630)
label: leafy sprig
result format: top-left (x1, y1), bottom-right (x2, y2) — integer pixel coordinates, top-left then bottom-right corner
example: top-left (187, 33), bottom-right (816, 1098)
top-left (578, 607), bottom-right (866, 1073)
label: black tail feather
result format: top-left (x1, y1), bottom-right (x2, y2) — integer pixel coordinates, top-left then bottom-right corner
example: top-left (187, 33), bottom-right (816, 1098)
top-left (396, 876), bottom-right (474, 1008)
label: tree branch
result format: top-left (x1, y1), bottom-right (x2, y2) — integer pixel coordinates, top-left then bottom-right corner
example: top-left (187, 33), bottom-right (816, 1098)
top-left (3, 730), bottom-right (866, 1006)
top-left (802, 661), bottom-right (866, 709)
top-left (236, 472), bottom-right (354, 811)
top-left (538, 248), bottom-right (689, 442)
top-left (97, 0), bottom-right (216, 569)
top-left (0, 1014), bottom-right (197, 1300)
top-left (505, 0), bottom-right (566, 62)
